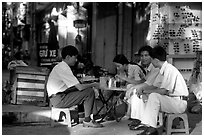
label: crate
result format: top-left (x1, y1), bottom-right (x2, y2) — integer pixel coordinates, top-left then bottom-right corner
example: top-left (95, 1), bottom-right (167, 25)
top-left (11, 66), bottom-right (49, 106)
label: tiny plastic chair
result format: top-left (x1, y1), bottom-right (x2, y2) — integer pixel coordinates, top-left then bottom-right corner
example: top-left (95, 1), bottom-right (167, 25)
top-left (165, 113), bottom-right (189, 135)
top-left (50, 105), bottom-right (78, 127)
top-left (50, 107), bottom-right (72, 127)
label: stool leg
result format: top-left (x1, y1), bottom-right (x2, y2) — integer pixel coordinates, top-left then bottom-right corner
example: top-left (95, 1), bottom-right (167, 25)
top-left (50, 108), bottom-right (55, 127)
top-left (183, 114), bottom-right (189, 134)
top-left (65, 110), bottom-right (72, 127)
top-left (51, 119), bottom-right (55, 127)
top-left (166, 115), bottom-right (173, 135)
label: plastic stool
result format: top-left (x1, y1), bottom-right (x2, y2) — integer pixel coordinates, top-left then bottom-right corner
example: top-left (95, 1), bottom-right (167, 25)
top-left (50, 105), bottom-right (78, 127)
top-left (51, 107), bottom-right (72, 127)
top-left (166, 113), bottom-right (189, 135)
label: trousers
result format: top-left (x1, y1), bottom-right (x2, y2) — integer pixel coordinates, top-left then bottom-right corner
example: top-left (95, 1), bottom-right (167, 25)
top-left (140, 93), bottom-right (187, 128)
top-left (50, 87), bottom-right (97, 118)
top-left (130, 93), bottom-right (146, 120)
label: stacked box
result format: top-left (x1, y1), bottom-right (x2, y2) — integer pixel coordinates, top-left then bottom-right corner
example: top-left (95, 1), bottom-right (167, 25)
top-left (11, 66), bottom-right (49, 106)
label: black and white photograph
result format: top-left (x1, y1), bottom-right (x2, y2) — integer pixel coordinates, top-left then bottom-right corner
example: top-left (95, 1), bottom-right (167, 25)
top-left (1, 1), bottom-right (202, 135)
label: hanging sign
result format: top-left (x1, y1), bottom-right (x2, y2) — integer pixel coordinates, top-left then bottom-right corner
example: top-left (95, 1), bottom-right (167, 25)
top-left (73, 19), bottom-right (87, 28)
top-left (38, 43), bottom-right (58, 66)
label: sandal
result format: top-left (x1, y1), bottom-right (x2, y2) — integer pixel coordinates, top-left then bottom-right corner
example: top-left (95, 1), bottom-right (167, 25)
top-left (129, 123), bottom-right (147, 131)
top-left (128, 119), bottom-right (141, 127)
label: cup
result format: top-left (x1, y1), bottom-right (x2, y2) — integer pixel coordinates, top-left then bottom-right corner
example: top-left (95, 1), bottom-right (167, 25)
top-left (116, 80), bottom-right (120, 88)
top-left (100, 77), bottom-right (107, 88)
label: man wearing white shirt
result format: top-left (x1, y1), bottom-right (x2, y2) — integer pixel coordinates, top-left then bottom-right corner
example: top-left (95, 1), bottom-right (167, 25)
top-left (47, 45), bottom-right (103, 128)
top-left (128, 46), bottom-right (162, 129)
top-left (136, 46), bottom-right (188, 135)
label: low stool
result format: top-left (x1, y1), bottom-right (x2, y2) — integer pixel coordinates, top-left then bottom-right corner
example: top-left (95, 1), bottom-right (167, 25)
top-left (166, 113), bottom-right (189, 135)
top-left (50, 106), bottom-right (78, 127)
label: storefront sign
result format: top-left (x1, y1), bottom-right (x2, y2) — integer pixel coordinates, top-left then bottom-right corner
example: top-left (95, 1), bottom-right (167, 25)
top-left (38, 43), bottom-right (58, 66)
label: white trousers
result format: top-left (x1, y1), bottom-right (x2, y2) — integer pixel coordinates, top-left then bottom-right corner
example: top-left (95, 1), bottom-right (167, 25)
top-left (130, 92), bottom-right (187, 128)
top-left (140, 93), bottom-right (187, 128)
top-left (130, 93), bottom-right (146, 120)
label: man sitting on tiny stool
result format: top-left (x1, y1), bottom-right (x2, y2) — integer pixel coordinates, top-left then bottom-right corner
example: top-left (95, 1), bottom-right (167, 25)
top-left (47, 45), bottom-right (103, 128)
top-left (135, 46), bottom-right (189, 135)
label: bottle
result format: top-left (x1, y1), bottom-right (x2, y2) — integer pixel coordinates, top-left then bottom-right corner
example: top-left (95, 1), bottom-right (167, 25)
top-left (115, 77), bottom-right (120, 88)
top-left (108, 78), bottom-right (112, 88)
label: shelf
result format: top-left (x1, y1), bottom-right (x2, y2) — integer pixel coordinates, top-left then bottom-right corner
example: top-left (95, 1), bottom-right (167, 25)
top-left (152, 38), bottom-right (202, 40)
top-left (168, 54), bottom-right (196, 58)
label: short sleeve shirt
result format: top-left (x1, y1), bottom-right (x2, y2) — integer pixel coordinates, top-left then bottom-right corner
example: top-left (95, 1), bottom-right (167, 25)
top-left (159, 61), bottom-right (189, 96)
top-left (46, 61), bottom-right (79, 96)
top-left (127, 64), bottom-right (145, 81)
top-left (144, 63), bottom-right (161, 86)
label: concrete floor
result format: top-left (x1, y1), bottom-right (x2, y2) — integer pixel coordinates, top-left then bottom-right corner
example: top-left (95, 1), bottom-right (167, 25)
top-left (2, 117), bottom-right (138, 135)
top-left (2, 108), bottom-right (202, 135)
top-left (2, 115), bottom-right (202, 135)
top-left (1, 69), bottom-right (202, 135)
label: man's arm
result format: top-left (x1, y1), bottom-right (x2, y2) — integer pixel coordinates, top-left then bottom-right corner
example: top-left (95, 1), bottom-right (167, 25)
top-left (135, 83), bottom-right (169, 97)
top-left (117, 74), bottom-right (145, 85)
top-left (143, 88), bottom-right (169, 95)
top-left (75, 82), bottom-right (99, 91)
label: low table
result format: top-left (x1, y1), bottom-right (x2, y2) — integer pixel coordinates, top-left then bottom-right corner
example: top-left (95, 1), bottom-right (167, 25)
top-left (97, 86), bottom-right (126, 122)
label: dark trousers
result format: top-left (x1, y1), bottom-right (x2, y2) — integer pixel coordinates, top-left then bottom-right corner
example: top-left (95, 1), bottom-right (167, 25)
top-left (50, 87), bottom-right (96, 117)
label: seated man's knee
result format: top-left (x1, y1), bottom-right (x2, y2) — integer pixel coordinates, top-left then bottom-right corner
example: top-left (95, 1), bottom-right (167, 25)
top-left (85, 87), bottom-right (95, 96)
top-left (148, 92), bottom-right (160, 100)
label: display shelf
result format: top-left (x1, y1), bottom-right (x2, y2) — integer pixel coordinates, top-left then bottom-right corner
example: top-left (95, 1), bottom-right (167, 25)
top-left (149, 3), bottom-right (201, 82)
top-left (167, 55), bottom-right (196, 81)
top-left (168, 54), bottom-right (196, 58)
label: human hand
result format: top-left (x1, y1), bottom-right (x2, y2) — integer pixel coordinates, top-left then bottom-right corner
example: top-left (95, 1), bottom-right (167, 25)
top-left (115, 74), bottom-right (125, 81)
top-left (142, 94), bottom-right (148, 103)
top-left (129, 91), bottom-right (134, 97)
top-left (136, 88), bottom-right (143, 98)
top-left (92, 82), bottom-right (99, 88)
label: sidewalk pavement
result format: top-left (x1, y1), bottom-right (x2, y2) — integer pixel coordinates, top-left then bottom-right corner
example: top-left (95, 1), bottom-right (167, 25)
top-left (1, 103), bottom-right (202, 135)
top-left (1, 69), bottom-right (202, 135)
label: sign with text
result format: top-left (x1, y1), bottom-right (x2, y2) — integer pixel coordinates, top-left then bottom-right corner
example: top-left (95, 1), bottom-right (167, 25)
top-left (38, 43), bottom-right (58, 66)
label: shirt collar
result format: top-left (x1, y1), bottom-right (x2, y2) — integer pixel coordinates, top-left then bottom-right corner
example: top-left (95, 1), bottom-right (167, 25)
top-left (160, 61), bottom-right (168, 75)
top-left (138, 61), bottom-right (142, 66)
top-left (138, 61), bottom-right (152, 73)
top-left (147, 63), bottom-right (153, 72)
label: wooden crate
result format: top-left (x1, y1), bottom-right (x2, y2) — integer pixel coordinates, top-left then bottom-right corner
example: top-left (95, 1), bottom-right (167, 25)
top-left (11, 66), bottom-right (49, 106)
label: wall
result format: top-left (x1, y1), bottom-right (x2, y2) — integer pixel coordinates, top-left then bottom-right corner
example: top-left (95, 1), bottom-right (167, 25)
top-left (31, 2), bottom-right (149, 70)
top-left (92, 3), bottom-right (149, 73)
top-left (149, 2), bottom-right (202, 81)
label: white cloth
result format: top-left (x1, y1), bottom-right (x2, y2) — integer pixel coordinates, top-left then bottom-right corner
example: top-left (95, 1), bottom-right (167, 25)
top-left (126, 63), bottom-right (160, 118)
top-left (141, 61), bottom-right (189, 128)
top-left (144, 63), bottom-right (160, 86)
top-left (7, 60), bottom-right (28, 70)
top-left (127, 64), bottom-right (145, 81)
top-left (46, 61), bottom-right (79, 96)
top-left (124, 64), bottom-right (146, 100)
top-left (130, 93), bottom-right (146, 120)
top-left (141, 93), bottom-right (187, 128)
top-left (126, 63), bottom-right (159, 102)
top-left (160, 61), bottom-right (189, 96)
top-left (130, 71), bottom-right (163, 120)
